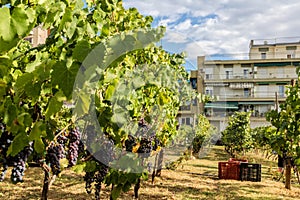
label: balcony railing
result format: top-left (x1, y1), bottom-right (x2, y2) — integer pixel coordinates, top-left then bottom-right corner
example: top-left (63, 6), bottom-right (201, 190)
top-left (205, 72), bottom-right (295, 80)
top-left (209, 92), bottom-right (286, 99)
top-left (205, 52), bottom-right (300, 61)
top-left (204, 111), bottom-right (268, 118)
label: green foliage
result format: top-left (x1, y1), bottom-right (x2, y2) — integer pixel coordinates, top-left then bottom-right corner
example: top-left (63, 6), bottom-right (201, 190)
top-left (266, 78), bottom-right (300, 162)
top-left (0, 0), bottom-right (197, 199)
top-left (192, 114), bottom-right (215, 153)
top-left (222, 112), bottom-right (252, 157)
top-left (251, 126), bottom-right (276, 150)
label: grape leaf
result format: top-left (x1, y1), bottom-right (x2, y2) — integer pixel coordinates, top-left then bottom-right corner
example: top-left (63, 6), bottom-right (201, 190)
top-left (52, 61), bottom-right (80, 99)
top-left (7, 132), bottom-right (29, 156)
top-left (73, 40), bottom-right (91, 62)
top-left (45, 91), bottom-right (65, 119)
top-left (29, 121), bottom-right (47, 154)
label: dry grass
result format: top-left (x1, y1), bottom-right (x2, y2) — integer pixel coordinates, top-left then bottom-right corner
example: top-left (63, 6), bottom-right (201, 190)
top-left (1, 146), bottom-right (300, 200)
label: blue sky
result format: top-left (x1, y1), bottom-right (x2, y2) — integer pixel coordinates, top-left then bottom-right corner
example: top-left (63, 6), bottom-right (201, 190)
top-left (123, 0), bottom-right (300, 71)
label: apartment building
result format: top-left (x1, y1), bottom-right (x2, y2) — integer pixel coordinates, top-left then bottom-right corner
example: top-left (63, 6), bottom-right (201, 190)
top-left (178, 38), bottom-right (300, 131)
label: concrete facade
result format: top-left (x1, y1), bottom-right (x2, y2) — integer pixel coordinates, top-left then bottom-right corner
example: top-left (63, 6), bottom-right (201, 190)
top-left (24, 26), bottom-right (49, 47)
top-left (178, 38), bottom-right (300, 132)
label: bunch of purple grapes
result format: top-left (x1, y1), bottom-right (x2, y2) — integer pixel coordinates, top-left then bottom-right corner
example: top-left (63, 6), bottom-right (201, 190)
top-left (137, 137), bottom-right (153, 158)
top-left (67, 128), bottom-right (81, 167)
top-left (45, 143), bottom-right (64, 176)
top-left (125, 135), bottom-right (137, 152)
top-left (0, 122), bottom-right (33, 183)
top-left (83, 160), bottom-right (109, 200)
top-left (0, 123), bottom-right (13, 182)
top-left (10, 143), bottom-right (33, 183)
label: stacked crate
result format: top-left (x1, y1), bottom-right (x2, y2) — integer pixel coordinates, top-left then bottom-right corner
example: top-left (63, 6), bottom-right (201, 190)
top-left (218, 158), bottom-right (261, 181)
top-left (218, 162), bottom-right (241, 180)
top-left (240, 163), bottom-right (261, 182)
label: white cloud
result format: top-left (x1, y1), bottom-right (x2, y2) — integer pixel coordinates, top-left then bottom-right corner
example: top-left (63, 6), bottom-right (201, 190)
top-left (174, 19), bottom-right (192, 31)
top-left (123, 0), bottom-right (300, 66)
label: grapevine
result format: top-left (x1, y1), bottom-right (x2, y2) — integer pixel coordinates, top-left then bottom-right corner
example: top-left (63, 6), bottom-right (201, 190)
top-left (0, 0), bottom-right (195, 199)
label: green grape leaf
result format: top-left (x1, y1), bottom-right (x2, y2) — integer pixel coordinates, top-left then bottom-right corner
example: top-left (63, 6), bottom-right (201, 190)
top-left (57, 7), bottom-right (72, 32)
top-left (72, 163), bottom-right (86, 173)
top-left (0, 7), bottom-right (15, 42)
top-left (34, 137), bottom-right (45, 154)
top-left (111, 185), bottom-right (122, 200)
top-left (14, 73), bottom-right (34, 97)
top-left (101, 23), bottom-right (110, 37)
top-left (0, 79), bottom-right (7, 101)
top-left (29, 121), bottom-right (47, 154)
top-left (45, 90), bottom-right (65, 119)
top-left (24, 81), bottom-right (42, 103)
top-left (17, 113), bottom-right (32, 127)
top-left (73, 89), bottom-right (91, 116)
top-left (7, 132), bottom-right (29, 156)
top-left (122, 181), bottom-right (132, 192)
top-left (4, 103), bottom-right (17, 127)
top-left (25, 52), bottom-right (44, 73)
top-left (52, 61), bottom-right (79, 99)
top-left (11, 6), bottom-right (35, 37)
top-left (73, 40), bottom-right (91, 62)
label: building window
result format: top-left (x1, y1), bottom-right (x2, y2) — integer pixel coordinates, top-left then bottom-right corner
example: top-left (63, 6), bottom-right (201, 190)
top-left (206, 89), bottom-right (213, 96)
top-left (286, 46), bottom-right (297, 50)
top-left (206, 74), bottom-right (212, 79)
top-left (243, 69), bottom-right (249, 78)
top-left (244, 88), bottom-right (250, 97)
top-left (225, 71), bottom-right (232, 79)
top-left (259, 47), bottom-right (269, 52)
top-left (279, 85), bottom-right (285, 97)
top-left (287, 53), bottom-right (295, 58)
top-left (181, 118), bottom-right (185, 124)
top-left (186, 118), bottom-right (191, 125)
top-left (261, 52), bottom-right (266, 59)
top-left (190, 78), bottom-right (197, 89)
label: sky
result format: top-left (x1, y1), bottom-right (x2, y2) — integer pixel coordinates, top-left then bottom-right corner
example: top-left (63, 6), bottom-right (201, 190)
top-left (123, 0), bottom-right (300, 71)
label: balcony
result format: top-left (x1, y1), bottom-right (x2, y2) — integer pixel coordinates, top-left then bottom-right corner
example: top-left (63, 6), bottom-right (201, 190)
top-left (204, 111), bottom-right (269, 120)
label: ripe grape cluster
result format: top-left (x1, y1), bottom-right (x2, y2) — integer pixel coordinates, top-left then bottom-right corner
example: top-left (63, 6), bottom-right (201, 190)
top-left (0, 123), bottom-right (13, 182)
top-left (0, 122), bottom-right (33, 183)
top-left (46, 143), bottom-right (64, 176)
top-left (67, 128), bottom-right (81, 167)
top-left (125, 134), bottom-right (159, 158)
top-left (84, 158), bottom-right (109, 200)
top-left (125, 135), bottom-right (137, 152)
top-left (11, 143), bottom-right (33, 183)
top-left (45, 128), bottom-right (83, 175)
top-left (124, 118), bottom-right (161, 158)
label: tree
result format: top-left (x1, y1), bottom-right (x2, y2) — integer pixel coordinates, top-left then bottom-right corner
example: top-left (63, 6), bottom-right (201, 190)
top-left (266, 78), bottom-right (300, 189)
top-left (221, 112), bottom-right (252, 158)
top-left (192, 114), bottom-right (216, 154)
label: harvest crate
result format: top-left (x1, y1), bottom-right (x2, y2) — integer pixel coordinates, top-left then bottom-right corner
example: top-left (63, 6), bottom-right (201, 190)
top-left (240, 163), bottom-right (261, 182)
top-left (228, 158), bottom-right (248, 164)
top-left (218, 162), bottom-right (240, 180)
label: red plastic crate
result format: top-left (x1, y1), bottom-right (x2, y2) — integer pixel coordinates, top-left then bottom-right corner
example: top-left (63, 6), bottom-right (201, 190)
top-left (228, 158), bottom-right (248, 164)
top-left (218, 162), bottom-right (240, 180)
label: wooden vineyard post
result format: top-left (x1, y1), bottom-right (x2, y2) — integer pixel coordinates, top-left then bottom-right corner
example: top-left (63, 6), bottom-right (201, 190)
top-left (285, 158), bottom-right (292, 189)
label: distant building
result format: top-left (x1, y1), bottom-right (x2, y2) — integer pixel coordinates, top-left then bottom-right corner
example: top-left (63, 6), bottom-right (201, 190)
top-left (178, 37), bottom-right (300, 132)
top-left (24, 26), bottom-right (49, 47)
